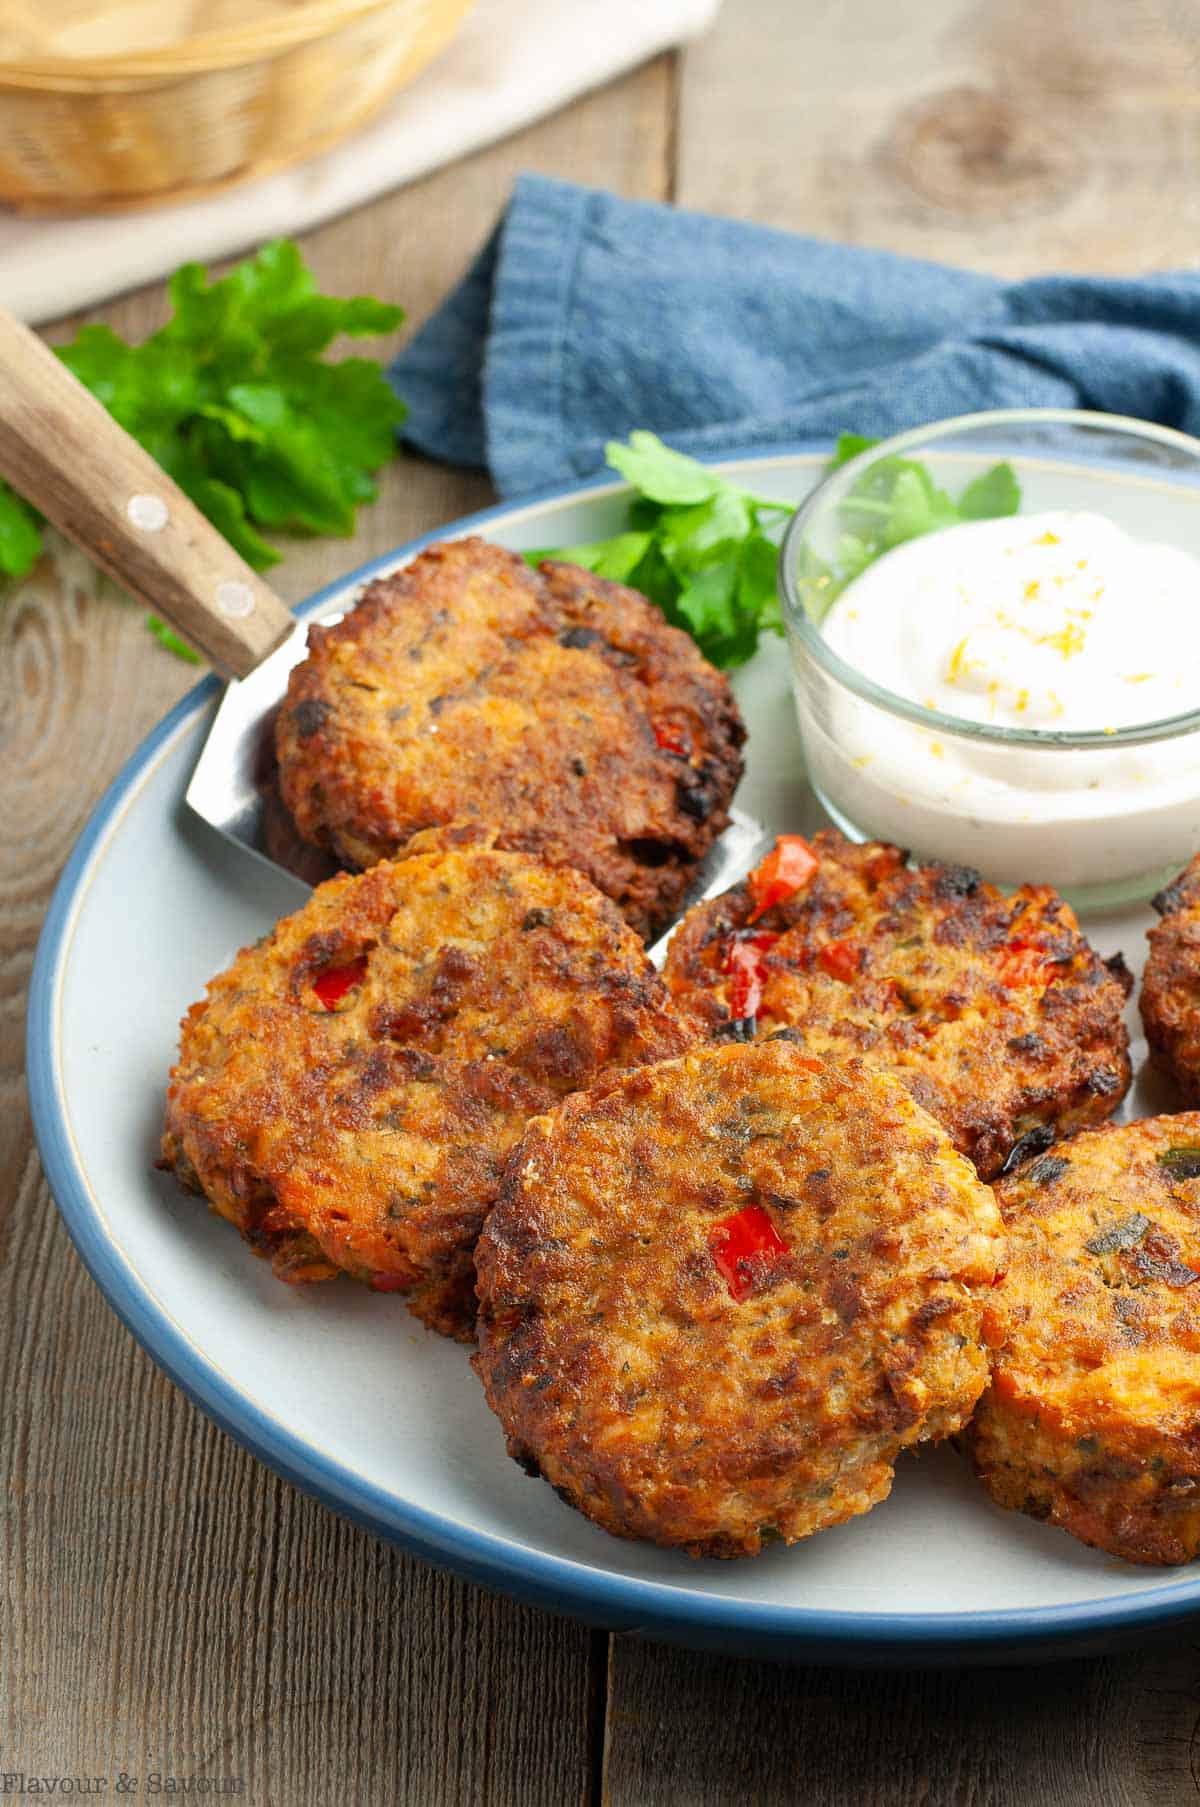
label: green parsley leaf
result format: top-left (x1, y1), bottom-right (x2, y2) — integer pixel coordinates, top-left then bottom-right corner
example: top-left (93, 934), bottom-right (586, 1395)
top-left (3, 238), bottom-right (406, 653)
top-left (736, 532), bottom-right (783, 626)
top-left (834, 532), bottom-right (876, 586)
top-left (882, 466), bottom-right (960, 545)
top-left (145, 615), bottom-right (202, 663)
top-left (624, 538), bottom-right (682, 617)
top-left (528, 532), bottom-right (653, 582)
top-left (829, 431), bottom-right (878, 469)
top-left (605, 431), bottom-right (724, 505)
top-left (658, 488), bottom-right (756, 574)
top-left (0, 482), bottom-right (44, 577)
top-left (674, 555), bottom-right (739, 633)
top-left (535, 432), bottom-right (790, 668)
top-left (958, 461), bottom-right (1020, 521)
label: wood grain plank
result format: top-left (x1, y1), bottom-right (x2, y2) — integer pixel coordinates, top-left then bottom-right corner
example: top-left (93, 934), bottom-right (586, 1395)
top-left (1, 51), bottom-right (674, 1804)
top-left (602, 1637), bottom-right (1200, 1807)
top-left (676, 0), bottom-right (1200, 276)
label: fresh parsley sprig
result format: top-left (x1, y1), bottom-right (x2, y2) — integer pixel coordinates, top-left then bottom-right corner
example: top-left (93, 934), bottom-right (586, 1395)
top-left (532, 431), bottom-right (793, 668)
top-left (0, 239), bottom-right (406, 655)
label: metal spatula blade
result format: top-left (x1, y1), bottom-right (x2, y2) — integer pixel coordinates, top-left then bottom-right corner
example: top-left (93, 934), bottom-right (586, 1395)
top-left (646, 808), bottom-right (771, 966)
top-left (183, 615), bottom-right (361, 888)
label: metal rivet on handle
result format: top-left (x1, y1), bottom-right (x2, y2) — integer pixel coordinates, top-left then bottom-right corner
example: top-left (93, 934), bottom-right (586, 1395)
top-left (127, 493), bottom-right (168, 532)
top-left (217, 580), bottom-right (255, 619)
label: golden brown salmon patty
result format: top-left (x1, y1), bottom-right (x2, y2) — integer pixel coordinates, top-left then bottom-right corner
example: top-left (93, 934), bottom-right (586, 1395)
top-left (160, 837), bottom-right (692, 1339)
top-left (1142, 857), bottom-right (1200, 1102)
top-left (275, 537), bottom-right (746, 940)
top-left (662, 831), bottom-right (1131, 1181)
top-left (968, 1116), bottom-right (1200, 1565)
top-left (474, 1039), bottom-right (1005, 1557)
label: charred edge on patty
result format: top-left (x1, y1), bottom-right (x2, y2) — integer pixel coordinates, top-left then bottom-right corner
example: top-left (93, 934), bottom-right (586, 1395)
top-left (969, 1114), bottom-right (1200, 1564)
top-left (1142, 856), bottom-right (1200, 1104)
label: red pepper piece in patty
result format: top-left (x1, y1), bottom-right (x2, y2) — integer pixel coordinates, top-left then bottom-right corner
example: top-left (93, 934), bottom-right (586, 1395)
top-left (653, 719), bottom-right (690, 756)
top-left (816, 937), bottom-right (862, 982)
top-left (747, 835), bottom-right (818, 923)
top-left (368, 1271), bottom-right (410, 1293)
top-left (313, 955), bottom-right (369, 1009)
top-left (725, 931), bottom-right (779, 1022)
top-left (709, 1203), bottom-right (788, 1301)
top-left (997, 940), bottom-right (1049, 990)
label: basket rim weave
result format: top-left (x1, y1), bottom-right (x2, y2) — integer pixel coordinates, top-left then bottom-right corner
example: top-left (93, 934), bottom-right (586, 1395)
top-left (0, 0), bottom-right (410, 87)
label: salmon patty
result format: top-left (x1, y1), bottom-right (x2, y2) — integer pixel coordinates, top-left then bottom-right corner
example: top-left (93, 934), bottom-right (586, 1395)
top-left (661, 831), bottom-right (1131, 1180)
top-left (968, 1116), bottom-right (1200, 1565)
top-left (275, 538), bottom-right (745, 941)
top-left (474, 1039), bottom-right (1005, 1557)
top-left (160, 833), bottom-right (692, 1339)
top-left (1142, 856), bottom-right (1200, 1102)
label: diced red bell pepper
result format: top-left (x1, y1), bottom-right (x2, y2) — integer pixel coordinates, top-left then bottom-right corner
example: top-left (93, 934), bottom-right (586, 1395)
top-left (997, 941), bottom-right (1048, 989)
top-left (313, 955), bottom-right (368, 1009)
top-left (653, 719), bottom-right (689, 756)
top-left (816, 937), bottom-right (861, 982)
top-left (708, 1203), bottom-right (788, 1302)
top-left (368, 1271), bottom-right (409, 1293)
top-left (724, 931), bottom-right (779, 1022)
top-left (747, 835), bottom-right (818, 923)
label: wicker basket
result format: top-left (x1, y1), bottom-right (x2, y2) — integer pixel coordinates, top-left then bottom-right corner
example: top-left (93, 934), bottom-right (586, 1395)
top-left (0, 0), bottom-right (476, 212)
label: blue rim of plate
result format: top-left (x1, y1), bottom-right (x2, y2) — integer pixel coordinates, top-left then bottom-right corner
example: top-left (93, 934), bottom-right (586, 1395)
top-left (27, 446), bottom-right (1200, 1660)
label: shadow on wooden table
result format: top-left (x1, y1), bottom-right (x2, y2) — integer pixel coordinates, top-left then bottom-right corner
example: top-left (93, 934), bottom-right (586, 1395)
top-left (601, 1633), bottom-right (1200, 1806)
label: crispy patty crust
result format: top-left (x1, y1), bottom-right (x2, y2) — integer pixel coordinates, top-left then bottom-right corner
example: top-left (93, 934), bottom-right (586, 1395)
top-left (160, 834), bottom-right (691, 1338)
top-left (275, 538), bottom-right (746, 940)
top-left (968, 1116), bottom-right (1200, 1565)
top-left (474, 1039), bottom-right (1005, 1557)
top-left (1142, 857), bottom-right (1200, 1102)
top-left (662, 831), bottom-right (1131, 1181)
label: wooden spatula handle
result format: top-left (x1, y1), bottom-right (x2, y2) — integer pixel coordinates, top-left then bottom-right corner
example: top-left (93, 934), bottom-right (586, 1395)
top-left (0, 308), bottom-right (296, 679)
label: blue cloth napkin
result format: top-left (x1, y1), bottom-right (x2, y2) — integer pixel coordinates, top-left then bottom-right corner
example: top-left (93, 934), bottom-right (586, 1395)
top-left (391, 172), bottom-right (1200, 498)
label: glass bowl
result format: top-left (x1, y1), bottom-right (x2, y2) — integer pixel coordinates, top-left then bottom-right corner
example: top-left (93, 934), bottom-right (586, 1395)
top-left (778, 410), bottom-right (1200, 910)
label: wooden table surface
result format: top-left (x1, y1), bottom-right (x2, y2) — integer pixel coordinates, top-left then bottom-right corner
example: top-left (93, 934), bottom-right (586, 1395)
top-left (6, 0), bottom-right (1200, 1800)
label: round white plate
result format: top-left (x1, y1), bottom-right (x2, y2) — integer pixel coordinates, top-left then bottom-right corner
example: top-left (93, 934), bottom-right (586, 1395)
top-left (27, 450), bottom-right (1200, 1662)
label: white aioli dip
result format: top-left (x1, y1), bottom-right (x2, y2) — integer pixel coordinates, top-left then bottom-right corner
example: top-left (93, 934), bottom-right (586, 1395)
top-left (823, 511), bottom-right (1200, 733)
top-left (799, 510), bottom-right (1200, 899)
